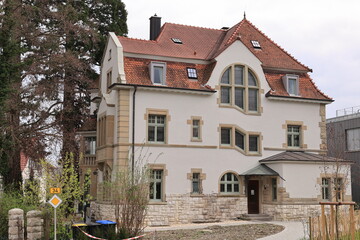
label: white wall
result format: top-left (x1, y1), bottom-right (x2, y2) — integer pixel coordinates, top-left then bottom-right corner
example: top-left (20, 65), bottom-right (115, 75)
top-left (105, 37), bottom-right (327, 197)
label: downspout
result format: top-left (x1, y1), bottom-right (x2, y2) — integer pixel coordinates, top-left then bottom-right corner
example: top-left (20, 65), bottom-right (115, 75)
top-left (132, 86), bottom-right (137, 183)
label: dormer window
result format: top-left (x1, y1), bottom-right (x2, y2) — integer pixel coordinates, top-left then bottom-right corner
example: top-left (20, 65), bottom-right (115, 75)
top-left (282, 74), bottom-right (299, 96)
top-left (150, 62), bottom-right (166, 85)
top-left (187, 68), bottom-right (198, 79)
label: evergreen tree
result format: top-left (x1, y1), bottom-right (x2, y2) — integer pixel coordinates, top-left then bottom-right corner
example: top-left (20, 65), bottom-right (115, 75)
top-left (0, 0), bottom-right (128, 188)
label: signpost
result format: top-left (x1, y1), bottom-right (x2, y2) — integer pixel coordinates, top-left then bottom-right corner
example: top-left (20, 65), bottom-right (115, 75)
top-left (50, 187), bottom-right (61, 194)
top-left (49, 194), bottom-right (62, 240)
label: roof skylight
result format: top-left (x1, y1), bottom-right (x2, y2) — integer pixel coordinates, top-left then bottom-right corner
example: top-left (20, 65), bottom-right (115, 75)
top-left (171, 38), bottom-right (183, 44)
top-left (187, 68), bottom-right (197, 79)
top-left (251, 40), bottom-right (261, 49)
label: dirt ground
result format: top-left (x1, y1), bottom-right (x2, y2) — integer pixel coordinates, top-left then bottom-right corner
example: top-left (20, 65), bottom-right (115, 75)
top-left (142, 223), bottom-right (285, 240)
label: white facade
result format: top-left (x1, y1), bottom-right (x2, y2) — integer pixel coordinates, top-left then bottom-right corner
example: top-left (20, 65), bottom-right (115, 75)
top-left (93, 26), bottom-right (352, 223)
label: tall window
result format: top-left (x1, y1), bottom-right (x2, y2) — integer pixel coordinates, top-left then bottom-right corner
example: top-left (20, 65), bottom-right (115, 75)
top-left (235, 130), bottom-right (245, 150)
top-left (150, 170), bottom-right (163, 201)
top-left (192, 119), bottom-right (200, 140)
top-left (282, 74), bottom-right (299, 96)
top-left (334, 178), bottom-right (343, 201)
top-left (220, 65), bottom-right (259, 113)
top-left (148, 115), bottom-right (166, 143)
top-left (287, 125), bottom-right (300, 147)
top-left (192, 173), bottom-right (202, 194)
top-left (84, 137), bottom-right (96, 155)
top-left (321, 178), bottom-right (330, 200)
top-left (272, 178), bottom-right (277, 201)
top-left (106, 70), bottom-right (112, 93)
top-left (346, 128), bottom-right (360, 151)
top-left (221, 128), bottom-right (231, 145)
top-left (150, 62), bottom-right (166, 85)
top-left (220, 173), bottom-right (239, 194)
top-left (249, 135), bottom-right (259, 152)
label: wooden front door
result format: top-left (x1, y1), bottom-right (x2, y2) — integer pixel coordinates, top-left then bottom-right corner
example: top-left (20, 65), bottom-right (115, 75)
top-left (247, 180), bottom-right (259, 214)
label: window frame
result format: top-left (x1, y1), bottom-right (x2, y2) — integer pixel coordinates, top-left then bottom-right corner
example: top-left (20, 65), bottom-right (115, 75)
top-left (282, 74), bottom-right (299, 96)
top-left (149, 61), bottom-right (166, 85)
top-left (219, 172), bottom-right (240, 195)
top-left (219, 64), bottom-right (261, 114)
top-left (187, 67), bottom-right (198, 79)
top-left (346, 128), bottom-right (360, 152)
top-left (84, 136), bottom-right (96, 155)
top-left (272, 178), bottom-right (277, 201)
top-left (147, 115), bottom-right (166, 144)
top-left (148, 164), bottom-right (167, 203)
top-left (219, 125), bottom-right (261, 155)
top-left (287, 125), bottom-right (301, 148)
top-left (106, 69), bottom-right (112, 93)
top-left (149, 169), bottom-right (163, 202)
top-left (321, 178), bottom-right (331, 201)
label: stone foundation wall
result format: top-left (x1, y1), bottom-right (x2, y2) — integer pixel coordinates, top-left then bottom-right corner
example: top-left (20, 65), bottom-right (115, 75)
top-left (92, 194), bottom-right (247, 226)
top-left (262, 203), bottom-right (350, 221)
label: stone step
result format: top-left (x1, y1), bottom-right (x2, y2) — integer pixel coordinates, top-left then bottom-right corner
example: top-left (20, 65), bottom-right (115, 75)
top-left (238, 214), bottom-right (273, 221)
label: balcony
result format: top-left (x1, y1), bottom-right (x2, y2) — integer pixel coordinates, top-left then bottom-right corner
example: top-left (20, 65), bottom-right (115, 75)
top-left (81, 155), bottom-right (96, 166)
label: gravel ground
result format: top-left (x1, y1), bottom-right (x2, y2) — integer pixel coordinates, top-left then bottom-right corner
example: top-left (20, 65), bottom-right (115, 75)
top-left (142, 223), bottom-right (284, 240)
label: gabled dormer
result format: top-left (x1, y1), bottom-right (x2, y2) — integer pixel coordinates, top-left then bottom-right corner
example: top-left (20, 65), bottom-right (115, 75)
top-left (282, 74), bottom-right (299, 96)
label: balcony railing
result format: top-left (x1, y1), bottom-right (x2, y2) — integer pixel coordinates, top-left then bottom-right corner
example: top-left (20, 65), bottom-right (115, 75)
top-left (336, 106), bottom-right (360, 117)
top-left (81, 155), bottom-right (96, 166)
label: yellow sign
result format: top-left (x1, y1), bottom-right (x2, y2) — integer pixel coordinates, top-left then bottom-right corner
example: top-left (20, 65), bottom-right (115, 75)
top-left (50, 188), bottom-right (61, 194)
top-left (49, 194), bottom-right (62, 208)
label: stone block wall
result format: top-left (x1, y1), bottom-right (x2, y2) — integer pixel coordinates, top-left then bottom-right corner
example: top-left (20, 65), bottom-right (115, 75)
top-left (262, 203), bottom-right (350, 221)
top-left (8, 208), bottom-right (24, 240)
top-left (92, 194), bottom-right (247, 226)
top-left (26, 210), bottom-right (43, 240)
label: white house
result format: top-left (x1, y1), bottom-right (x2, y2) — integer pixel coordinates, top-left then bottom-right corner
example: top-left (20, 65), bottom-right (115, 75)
top-left (91, 15), bottom-right (352, 225)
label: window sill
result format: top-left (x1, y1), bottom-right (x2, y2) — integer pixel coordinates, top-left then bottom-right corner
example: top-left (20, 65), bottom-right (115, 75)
top-left (217, 193), bottom-right (243, 197)
top-left (190, 193), bottom-right (204, 197)
top-left (148, 201), bottom-right (167, 205)
top-left (191, 138), bottom-right (202, 142)
top-left (219, 104), bottom-right (261, 116)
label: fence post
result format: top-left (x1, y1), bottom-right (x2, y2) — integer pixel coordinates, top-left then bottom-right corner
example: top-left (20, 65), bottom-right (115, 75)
top-left (330, 205), bottom-right (335, 240)
top-left (321, 204), bottom-right (326, 240)
top-left (350, 204), bottom-right (355, 240)
top-left (8, 208), bottom-right (24, 240)
top-left (27, 210), bottom-right (43, 240)
top-left (309, 217), bottom-right (312, 239)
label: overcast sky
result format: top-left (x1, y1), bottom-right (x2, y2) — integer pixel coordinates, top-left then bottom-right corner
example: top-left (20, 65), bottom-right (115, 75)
top-left (122, 0), bottom-right (360, 118)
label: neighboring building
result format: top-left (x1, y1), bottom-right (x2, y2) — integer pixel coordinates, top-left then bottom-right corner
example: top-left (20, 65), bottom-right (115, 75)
top-left (89, 15), bottom-right (352, 224)
top-left (327, 106), bottom-right (360, 203)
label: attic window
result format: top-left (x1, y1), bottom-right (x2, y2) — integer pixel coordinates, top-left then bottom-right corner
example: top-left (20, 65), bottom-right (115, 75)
top-left (251, 40), bottom-right (261, 49)
top-left (282, 74), bottom-right (299, 96)
top-left (171, 38), bottom-right (182, 44)
top-left (149, 62), bottom-right (166, 85)
top-left (187, 68), bottom-right (198, 79)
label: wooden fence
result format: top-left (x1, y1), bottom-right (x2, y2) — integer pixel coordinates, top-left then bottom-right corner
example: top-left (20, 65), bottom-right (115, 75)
top-left (309, 202), bottom-right (359, 240)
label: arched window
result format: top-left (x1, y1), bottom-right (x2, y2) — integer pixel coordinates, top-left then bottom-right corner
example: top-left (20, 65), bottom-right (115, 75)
top-left (220, 172), bottom-right (240, 194)
top-left (220, 65), bottom-right (259, 113)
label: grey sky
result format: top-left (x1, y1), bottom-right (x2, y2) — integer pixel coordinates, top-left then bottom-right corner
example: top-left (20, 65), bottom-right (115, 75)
top-left (122, 0), bottom-right (360, 118)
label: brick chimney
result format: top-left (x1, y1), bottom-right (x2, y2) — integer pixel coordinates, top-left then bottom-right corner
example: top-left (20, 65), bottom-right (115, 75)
top-left (149, 14), bottom-right (161, 40)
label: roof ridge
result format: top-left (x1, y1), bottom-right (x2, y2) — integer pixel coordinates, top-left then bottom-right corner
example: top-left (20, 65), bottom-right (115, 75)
top-left (305, 73), bottom-right (333, 100)
top-left (164, 22), bottom-right (224, 32)
top-left (118, 35), bottom-right (156, 43)
top-left (244, 19), bottom-right (312, 72)
top-left (225, 19), bottom-right (246, 45)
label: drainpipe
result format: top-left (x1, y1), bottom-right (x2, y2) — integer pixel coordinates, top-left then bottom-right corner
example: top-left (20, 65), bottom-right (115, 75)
top-left (132, 86), bottom-right (137, 184)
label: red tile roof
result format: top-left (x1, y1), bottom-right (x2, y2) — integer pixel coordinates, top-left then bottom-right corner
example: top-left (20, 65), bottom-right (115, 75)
top-left (123, 57), bottom-right (215, 91)
top-left (117, 18), bottom-right (331, 101)
top-left (265, 72), bottom-right (332, 101)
